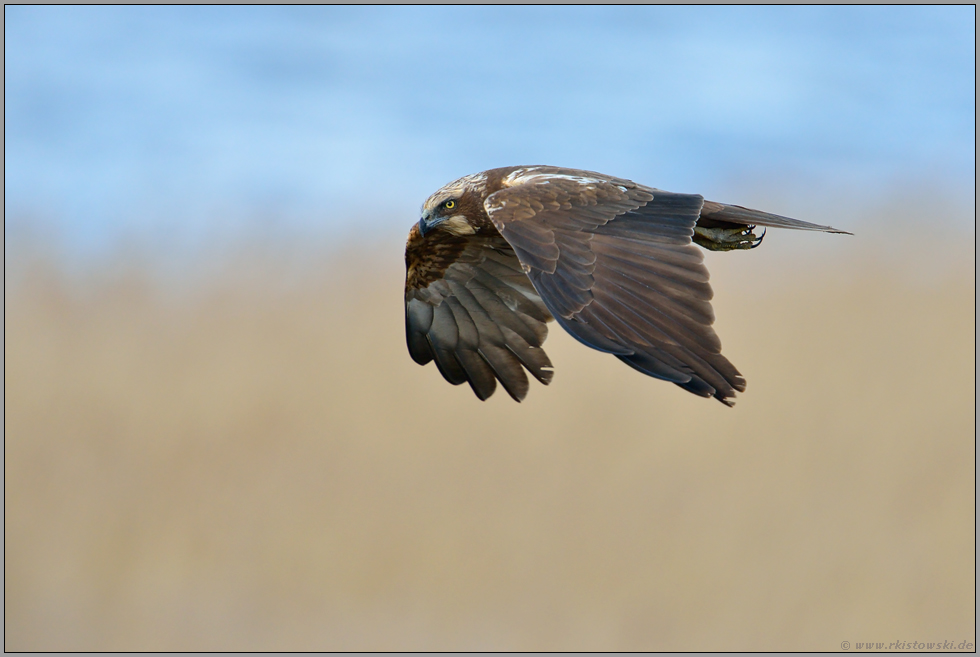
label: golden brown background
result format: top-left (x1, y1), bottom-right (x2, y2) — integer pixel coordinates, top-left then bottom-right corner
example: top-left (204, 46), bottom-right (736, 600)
top-left (5, 202), bottom-right (975, 650)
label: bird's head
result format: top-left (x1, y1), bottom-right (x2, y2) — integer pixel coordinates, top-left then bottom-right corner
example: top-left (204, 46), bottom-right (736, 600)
top-left (417, 172), bottom-right (490, 237)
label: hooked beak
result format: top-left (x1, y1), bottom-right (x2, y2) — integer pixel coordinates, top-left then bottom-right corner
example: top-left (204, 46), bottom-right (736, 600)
top-left (418, 212), bottom-right (437, 237)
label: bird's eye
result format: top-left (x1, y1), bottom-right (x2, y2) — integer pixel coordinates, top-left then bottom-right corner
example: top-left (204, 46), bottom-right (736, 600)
top-left (444, 200), bottom-right (455, 210)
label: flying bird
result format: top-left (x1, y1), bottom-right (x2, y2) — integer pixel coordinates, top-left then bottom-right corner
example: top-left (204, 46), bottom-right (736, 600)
top-left (404, 166), bottom-right (848, 405)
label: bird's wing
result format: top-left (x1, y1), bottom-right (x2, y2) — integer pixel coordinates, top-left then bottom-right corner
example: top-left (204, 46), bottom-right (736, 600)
top-left (404, 225), bottom-right (554, 402)
top-left (484, 167), bottom-right (745, 405)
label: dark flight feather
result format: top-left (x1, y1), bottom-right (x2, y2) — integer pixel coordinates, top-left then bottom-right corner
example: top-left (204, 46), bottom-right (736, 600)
top-left (405, 226), bottom-right (554, 401)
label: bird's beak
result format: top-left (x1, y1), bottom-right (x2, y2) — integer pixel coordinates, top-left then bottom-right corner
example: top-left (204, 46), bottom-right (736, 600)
top-left (418, 211), bottom-right (436, 237)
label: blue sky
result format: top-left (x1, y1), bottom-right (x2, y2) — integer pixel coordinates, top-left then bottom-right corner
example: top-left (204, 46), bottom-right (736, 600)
top-left (5, 6), bottom-right (976, 255)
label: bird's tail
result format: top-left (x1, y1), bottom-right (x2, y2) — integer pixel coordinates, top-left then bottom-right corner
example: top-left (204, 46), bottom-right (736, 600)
top-left (699, 200), bottom-right (852, 234)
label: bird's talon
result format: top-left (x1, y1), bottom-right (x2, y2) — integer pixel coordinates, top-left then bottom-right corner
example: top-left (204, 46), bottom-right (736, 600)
top-left (693, 225), bottom-right (764, 252)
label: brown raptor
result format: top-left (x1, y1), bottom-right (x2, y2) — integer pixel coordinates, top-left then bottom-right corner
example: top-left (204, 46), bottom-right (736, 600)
top-left (405, 166), bottom-right (848, 405)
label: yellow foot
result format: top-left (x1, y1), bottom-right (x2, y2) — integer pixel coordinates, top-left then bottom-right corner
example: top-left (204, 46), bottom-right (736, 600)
top-left (693, 226), bottom-right (766, 252)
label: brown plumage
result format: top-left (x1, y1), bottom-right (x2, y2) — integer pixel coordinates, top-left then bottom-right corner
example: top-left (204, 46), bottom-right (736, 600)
top-left (404, 166), bottom-right (848, 405)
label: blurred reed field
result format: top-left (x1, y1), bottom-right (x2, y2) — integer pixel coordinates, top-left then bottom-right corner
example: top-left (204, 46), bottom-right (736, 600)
top-left (4, 200), bottom-right (976, 651)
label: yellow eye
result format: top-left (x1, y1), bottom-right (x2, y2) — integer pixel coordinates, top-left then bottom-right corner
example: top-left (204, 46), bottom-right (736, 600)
top-left (444, 200), bottom-right (455, 209)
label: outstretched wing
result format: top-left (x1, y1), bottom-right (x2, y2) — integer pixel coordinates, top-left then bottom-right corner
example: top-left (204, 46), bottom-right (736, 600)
top-left (484, 167), bottom-right (745, 405)
top-left (404, 225), bottom-right (554, 402)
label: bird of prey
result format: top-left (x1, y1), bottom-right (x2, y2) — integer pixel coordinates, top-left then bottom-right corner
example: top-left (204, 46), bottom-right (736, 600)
top-left (404, 166), bottom-right (848, 405)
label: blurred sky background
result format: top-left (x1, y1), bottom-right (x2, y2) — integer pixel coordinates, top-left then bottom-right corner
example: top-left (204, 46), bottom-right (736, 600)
top-left (4, 5), bottom-right (976, 263)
